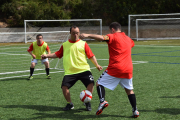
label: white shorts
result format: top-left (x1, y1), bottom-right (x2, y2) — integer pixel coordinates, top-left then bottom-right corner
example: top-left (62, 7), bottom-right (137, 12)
top-left (31, 58), bottom-right (48, 64)
top-left (97, 71), bottom-right (134, 90)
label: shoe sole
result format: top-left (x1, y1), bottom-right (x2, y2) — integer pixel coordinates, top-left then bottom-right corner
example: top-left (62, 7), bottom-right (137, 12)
top-left (96, 103), bottom-right (109, 115)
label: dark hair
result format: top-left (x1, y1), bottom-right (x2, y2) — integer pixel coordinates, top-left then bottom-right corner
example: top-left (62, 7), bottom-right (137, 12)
top-left (70, 25), bottom-right (78, 32)
top-left (109, 22), bottom-right (121, 31)
top-left (36, 34), bottom-right (43, 39)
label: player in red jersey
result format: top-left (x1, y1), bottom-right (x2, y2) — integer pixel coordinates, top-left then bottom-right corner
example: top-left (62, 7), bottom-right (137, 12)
top-left (80, 22), bottom-right (139, 118)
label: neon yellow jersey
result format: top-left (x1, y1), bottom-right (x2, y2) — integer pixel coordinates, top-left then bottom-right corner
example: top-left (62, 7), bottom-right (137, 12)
top-left (63, 40), bottom-right (90, 75)
top-left (32, 41), bottom-right (47, 59)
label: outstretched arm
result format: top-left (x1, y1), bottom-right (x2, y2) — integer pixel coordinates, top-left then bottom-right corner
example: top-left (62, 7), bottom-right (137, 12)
top-left (80, 34), bottom-right (105, 41)
top-left (89, 56), bottom-right (103, 71)
top-left (41, 53), bottom-right (58, 59)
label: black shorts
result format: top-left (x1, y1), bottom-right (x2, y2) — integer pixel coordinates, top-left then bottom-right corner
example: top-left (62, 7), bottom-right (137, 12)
top-left (61, 71), bottom-right (94, 89)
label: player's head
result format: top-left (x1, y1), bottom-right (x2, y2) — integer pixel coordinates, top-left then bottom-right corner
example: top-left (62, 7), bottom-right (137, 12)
top-left (109, 22), bottom-right (121, 33)
top-left (70, 25), bottom-right (80, 41)
top-left (36, 34), bottom-right (43, 44)
top-left (36, 34), bottom-right (43, 39)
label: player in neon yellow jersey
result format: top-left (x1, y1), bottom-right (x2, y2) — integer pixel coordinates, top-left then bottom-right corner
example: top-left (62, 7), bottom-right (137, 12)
top-left (41, 25), bottom-right (102, 111)
top-left (27, 34), bottom-right (51, 80)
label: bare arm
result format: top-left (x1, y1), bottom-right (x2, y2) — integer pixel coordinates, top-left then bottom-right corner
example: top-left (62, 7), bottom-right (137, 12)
top-left (89, 56), bottom-right (103, 71)
top-left (47, 50), bottom-right (51, 54)
top-left (80, 34), bottom-right (105, 41)
top-left (47, 50), bottom-right (51, 60)
top-left (41, 53), bottom-right (58, 59)
top-left (28, 51), bottom-right (36, 59)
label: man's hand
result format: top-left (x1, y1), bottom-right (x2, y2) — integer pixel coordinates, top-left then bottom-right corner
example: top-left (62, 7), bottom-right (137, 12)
top-left (79, 33), bottom-right (89, 39)
top-left (41, 54), bottom-right (47, 59)
top-left (32, 54), bottom-right (36, 59)
top-left (96, 65), bottom-right (103, 71)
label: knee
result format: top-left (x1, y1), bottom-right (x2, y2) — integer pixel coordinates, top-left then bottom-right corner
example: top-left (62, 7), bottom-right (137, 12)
top-left (62, 86), bottom-right (68, 90)
top-left (31, 63), bottom-right (35, 68)
top-left (44, 62), bottom-right (49, 68)
top-left (125, 88), bottom-right (134, 95)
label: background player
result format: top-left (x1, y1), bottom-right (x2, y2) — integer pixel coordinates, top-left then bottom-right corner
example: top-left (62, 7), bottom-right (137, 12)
top-left (80, 22), bottom-right (139, 118)
top-left (27, 34), bottom-right (51, 80)
top-left (41, 25), bottom-right (103, 111)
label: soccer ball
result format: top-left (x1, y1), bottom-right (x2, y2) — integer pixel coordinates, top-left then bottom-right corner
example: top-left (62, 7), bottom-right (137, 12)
top-left (80, 90), bottom-right (92, 103)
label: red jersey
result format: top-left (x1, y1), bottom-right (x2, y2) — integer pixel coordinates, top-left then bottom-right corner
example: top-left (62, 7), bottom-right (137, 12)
top-left (55, 39), bottom-right (94, 59)
top-left (106, 32), bottom-right (135, 79)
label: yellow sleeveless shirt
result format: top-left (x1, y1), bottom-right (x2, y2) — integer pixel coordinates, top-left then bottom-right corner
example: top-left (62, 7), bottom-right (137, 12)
top-left (63, 40), bottom-right (90, 75)
top-left (32, 41), bottom-right (47, 59)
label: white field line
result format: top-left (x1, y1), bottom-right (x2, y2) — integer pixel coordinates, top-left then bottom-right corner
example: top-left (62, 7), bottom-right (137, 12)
top-left (0, 66), bottom-right (106, 80)
top-left (0, 47), bottom-right (28, 50)
top-left (1, 57), bottom-right (29, 60)
top-left (0, 52), bottom-right (29, 56)
top-left (0, 69), bottom-right (42, 75)
top-left (97, 59), bottom-right (148, 64)
top-left (0, 71), bottom-right (64, 80)
top-left (0, 44), bottom-right (61, 50)
top-left (0, 44), bottom-right (179, 51)
top-left (135, 45), bottom-right (180, 47)
top-left (0, 66), bottom-right (107, 75)
top-left (0, 60), bottom-right (148, 76)
top-left (89, 44), bottom-right (180, 48)
top-left (88, 44), bottom-right (108, 46)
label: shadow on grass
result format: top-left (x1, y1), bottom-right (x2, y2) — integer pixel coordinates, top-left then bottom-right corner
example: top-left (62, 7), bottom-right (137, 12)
top-left (139, 108), bottom-right (180, 115)
top-left (160, 95), bottom-right (180, 98)
top-left (1, 105), bottom-right (129, 120)
top-left (0, 77), bottom-right (46, 81)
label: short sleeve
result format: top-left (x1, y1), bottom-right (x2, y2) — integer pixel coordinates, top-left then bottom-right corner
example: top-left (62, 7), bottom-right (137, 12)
top-left (46, 45), bottom-right (50, 52)
top-left (85, 42), bottom-right (94, 59)
top-left (131, 39), bottom-right (135, 48)
top-left (27, 43), bottom-right (33, 52)
top-left (106, 34), bottom-right (114, 44)
top-left (55, 45), bottom-right (63, 58)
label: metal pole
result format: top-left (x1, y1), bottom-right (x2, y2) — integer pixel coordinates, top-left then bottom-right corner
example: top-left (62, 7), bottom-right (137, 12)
top-left (24, 20), bottom-right (27, 43)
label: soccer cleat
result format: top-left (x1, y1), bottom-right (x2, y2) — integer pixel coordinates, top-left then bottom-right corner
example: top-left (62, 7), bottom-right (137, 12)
top-left (85, 102), bottom-right (92, 111)
top-left (96, 101), bottom-right (109, 115)
top-left (63, 103), bottom-right (74, 111)
top-left (47, 75), bottom-right (51, 79)
top-left (27, 76), bottom-right (33, 80)
top-left (133, 110), bottom-right (139, 118)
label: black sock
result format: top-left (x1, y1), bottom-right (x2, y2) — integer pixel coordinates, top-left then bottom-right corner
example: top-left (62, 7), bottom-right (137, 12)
top-left (46, 68), bottom-right (49, 75)
top-left (128, 94), bottom-right (137, 112)
top-left (97, 85), bottom-right (105, 103)
top-left (30, 67), bottom-right (34, 76)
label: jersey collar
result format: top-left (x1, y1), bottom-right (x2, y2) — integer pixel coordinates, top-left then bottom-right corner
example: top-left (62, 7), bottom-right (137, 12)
top-left (37, 41), bottom-right (44, 46)
top-left (69, 39), bottom-right (80, 43)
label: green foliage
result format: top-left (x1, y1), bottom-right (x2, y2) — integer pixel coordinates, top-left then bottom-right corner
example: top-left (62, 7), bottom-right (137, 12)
top-left (1, 0), bottom-right (70, 27)
top-left (1, 0), bottom-right (180, 26)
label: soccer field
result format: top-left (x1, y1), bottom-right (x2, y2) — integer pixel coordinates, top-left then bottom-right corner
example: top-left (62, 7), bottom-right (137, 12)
top-left (0, 40), bottom-right (180, 120)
